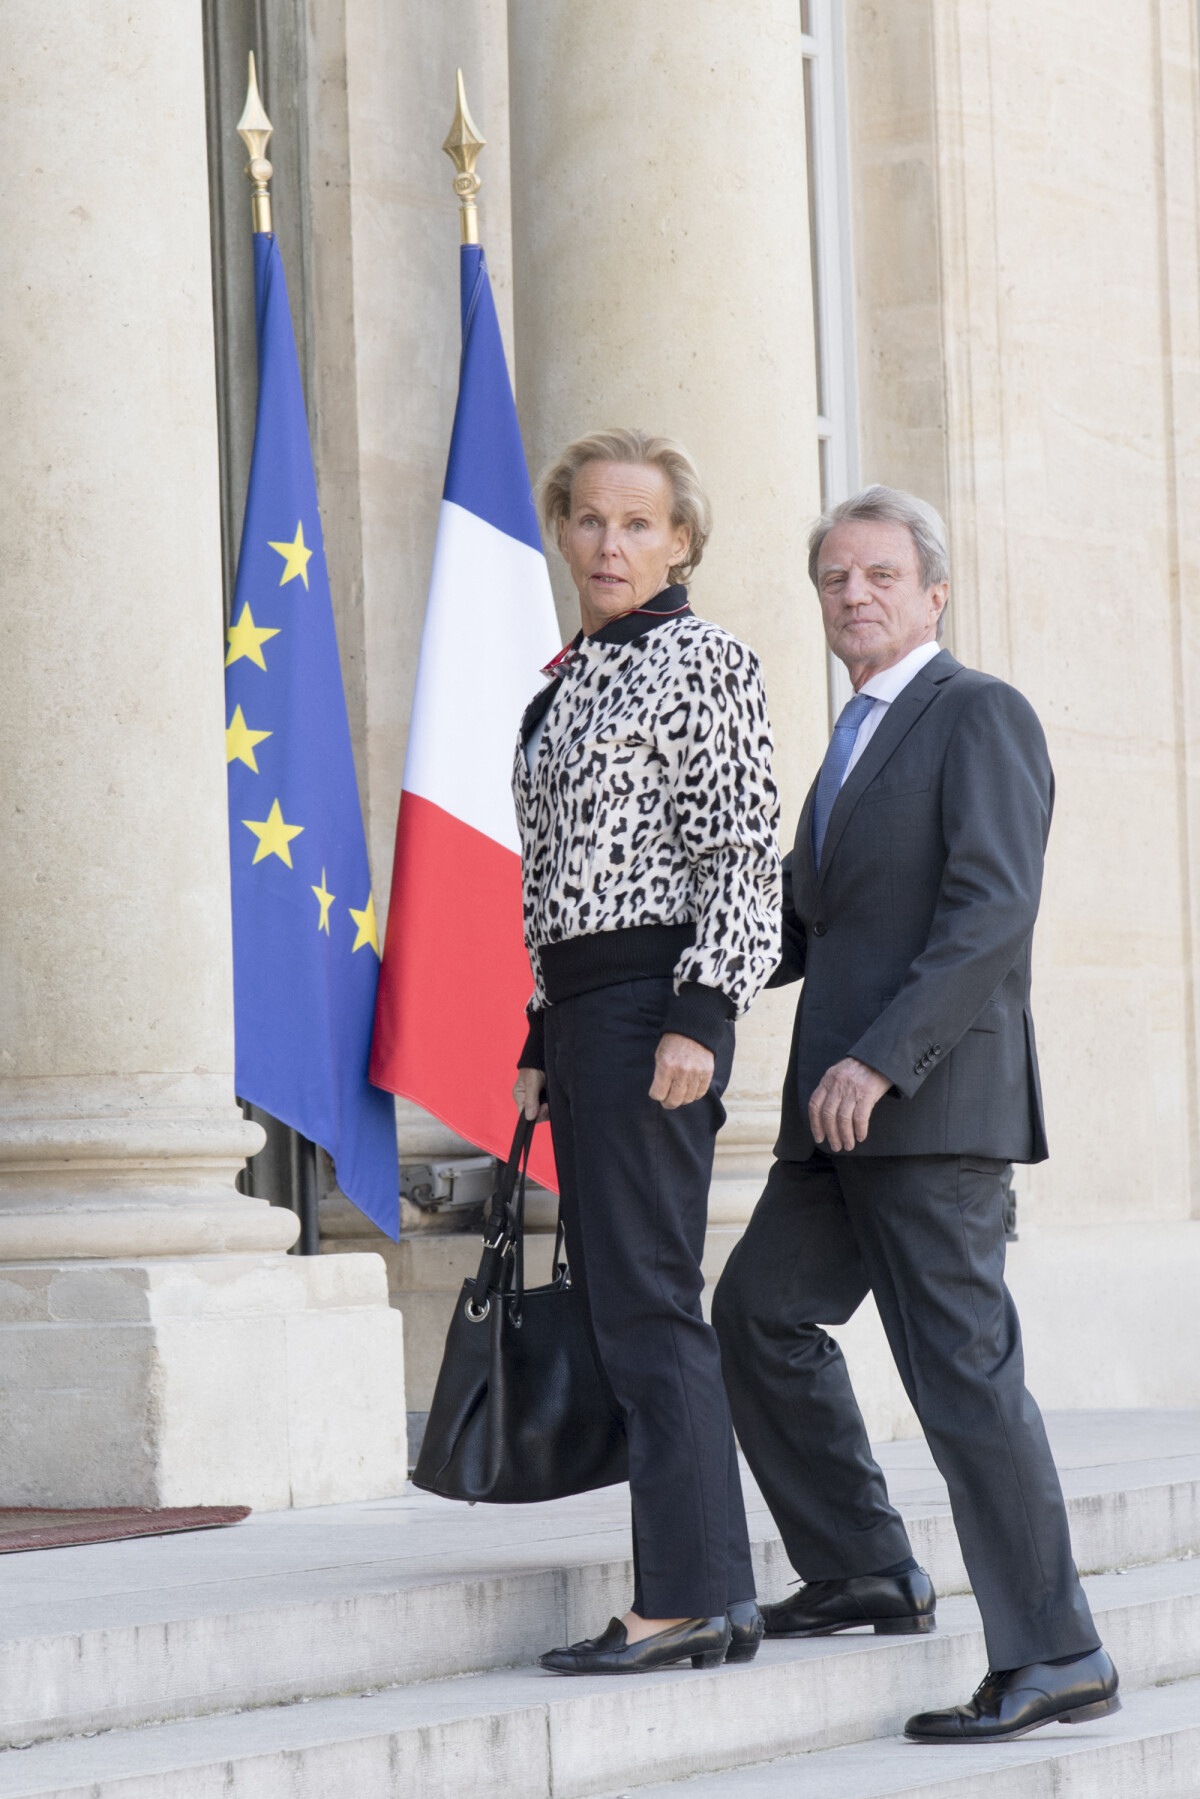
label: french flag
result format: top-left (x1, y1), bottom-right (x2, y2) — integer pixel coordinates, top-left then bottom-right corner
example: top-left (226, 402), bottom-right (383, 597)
top-left (370, 245), bottom-right (561, 1188)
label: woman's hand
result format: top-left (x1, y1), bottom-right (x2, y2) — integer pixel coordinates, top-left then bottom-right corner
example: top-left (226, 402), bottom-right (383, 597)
top-left (513, 1067), bottom-right (550, 1122)
top-left (650, 1033), bottom-right (715, 1110)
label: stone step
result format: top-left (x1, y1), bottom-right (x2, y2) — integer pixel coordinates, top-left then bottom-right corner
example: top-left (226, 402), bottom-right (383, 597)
top-left (887, 1410), bottom-right (1200, 1596)
top-left (0, 1412), bottom-right (1196, 1749)
top-left (0, 1560), bottom-right (1194, 1799)
top-left (591, 1674), bottom-right (1200, 1799)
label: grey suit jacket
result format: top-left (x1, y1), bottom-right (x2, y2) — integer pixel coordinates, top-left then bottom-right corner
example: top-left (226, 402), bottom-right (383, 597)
top-left (773, 650), bottom-right (1052, 1163)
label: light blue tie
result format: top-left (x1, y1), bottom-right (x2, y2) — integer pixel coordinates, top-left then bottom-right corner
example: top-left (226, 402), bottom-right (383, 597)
top-left (811, 692), bottom-right (876, 868)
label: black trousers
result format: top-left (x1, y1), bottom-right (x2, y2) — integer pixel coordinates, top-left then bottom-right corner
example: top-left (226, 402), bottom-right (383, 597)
top-left (545, 977), bottom-right (755, 1619)
top-left (712, 1151), bottom-right (1098, 1671)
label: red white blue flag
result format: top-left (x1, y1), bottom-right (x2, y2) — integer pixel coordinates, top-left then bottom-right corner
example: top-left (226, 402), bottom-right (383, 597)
top-left (370, 246), bottom-right (560, 1188)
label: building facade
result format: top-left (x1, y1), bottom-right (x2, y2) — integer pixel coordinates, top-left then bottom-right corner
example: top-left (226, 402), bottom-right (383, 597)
top-left (2, 0), bottom-right (1199, 1505)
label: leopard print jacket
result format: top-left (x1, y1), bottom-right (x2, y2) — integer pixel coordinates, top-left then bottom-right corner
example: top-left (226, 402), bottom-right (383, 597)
top-left (512, 614), bottom-right (781, 1017)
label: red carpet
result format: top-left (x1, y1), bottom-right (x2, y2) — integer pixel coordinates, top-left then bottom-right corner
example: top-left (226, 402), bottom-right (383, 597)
top-left (0, 1506), bottom-right (251, 1552)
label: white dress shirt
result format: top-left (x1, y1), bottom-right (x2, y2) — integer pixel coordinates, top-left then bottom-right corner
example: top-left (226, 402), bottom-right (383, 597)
top-left (840, 639), bottom-right (943, 787)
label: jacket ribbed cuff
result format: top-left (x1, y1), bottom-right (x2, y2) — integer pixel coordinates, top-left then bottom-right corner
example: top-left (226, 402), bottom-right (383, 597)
top-left (517, 1005), bottom-right (546, 1072)
top-left (663, 981), bottom-right (736, 1056)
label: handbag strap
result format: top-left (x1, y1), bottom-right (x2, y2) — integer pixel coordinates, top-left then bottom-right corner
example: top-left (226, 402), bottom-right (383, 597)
top-left (468, 1115), bottom-right (575, 1319)
top-left (507, 1133), bottom-right (570, 1318)
top-left (511, 1132), bottom-right (529, 1315)
top-left (470, 1114), bottom-right (535, 1314)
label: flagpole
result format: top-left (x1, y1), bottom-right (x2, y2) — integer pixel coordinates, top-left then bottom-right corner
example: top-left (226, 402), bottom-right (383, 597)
top-left (442, 68), bottom-right (485, 245)
top-left (371, 68), bottom-right (561, 1188)
top-left (237, 51), bottom-right (274, 235)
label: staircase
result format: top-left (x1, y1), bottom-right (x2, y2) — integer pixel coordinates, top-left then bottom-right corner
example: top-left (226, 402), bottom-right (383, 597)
top-left (0, 1412), bottom-right (1196, 1798)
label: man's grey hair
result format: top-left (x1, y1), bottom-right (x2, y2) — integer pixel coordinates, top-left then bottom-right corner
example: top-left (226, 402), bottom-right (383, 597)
top-left (807, 485), bottom-right (949, 591)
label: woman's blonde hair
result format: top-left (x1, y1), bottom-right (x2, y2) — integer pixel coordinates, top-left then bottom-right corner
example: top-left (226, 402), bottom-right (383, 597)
top-left (535, 429), bottom-right (712, 584)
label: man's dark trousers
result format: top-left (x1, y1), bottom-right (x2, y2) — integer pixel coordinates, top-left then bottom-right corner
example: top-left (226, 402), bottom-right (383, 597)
top-left (546, 975), bottom-right (755, 1620)
top-left (713, 650), bottom-right (1100, 1673)
top-left (714, 1149), bottom-right (1097, 1671)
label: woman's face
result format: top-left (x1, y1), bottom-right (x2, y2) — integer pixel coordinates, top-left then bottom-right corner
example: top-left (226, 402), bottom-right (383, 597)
top-left (559, 461), bottom-right (691, 634)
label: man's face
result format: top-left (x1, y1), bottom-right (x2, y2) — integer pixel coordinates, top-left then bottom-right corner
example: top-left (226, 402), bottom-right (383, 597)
top-left (816, 519), bottom-right (947, 684)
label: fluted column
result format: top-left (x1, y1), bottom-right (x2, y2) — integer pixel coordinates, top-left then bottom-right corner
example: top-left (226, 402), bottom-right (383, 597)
top-left (508, 0), bottom-right (829, 1204)
top-left (0, 6), bottom-right (288, 1258)
top-left (0, 6), bottom-right (405, 1505)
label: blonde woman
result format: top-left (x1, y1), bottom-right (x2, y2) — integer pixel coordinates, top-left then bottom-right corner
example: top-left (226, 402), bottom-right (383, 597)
top-left (513, 431), bottom-right (780, 1674)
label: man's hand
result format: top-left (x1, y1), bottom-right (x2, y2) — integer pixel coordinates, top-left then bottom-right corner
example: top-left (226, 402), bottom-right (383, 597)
top-left (513, 1067), bottom-right (549, 1122)
top-left (650, 1033), bottom-right (715, 1110)
top-left (809, 1056), bottom-right (891, 1153)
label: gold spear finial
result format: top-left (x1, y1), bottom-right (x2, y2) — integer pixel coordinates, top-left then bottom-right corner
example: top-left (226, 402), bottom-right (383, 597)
top-left (442, 69), bottom-right (485, 245)
top-left (238, 51), bottom-right (274, 234)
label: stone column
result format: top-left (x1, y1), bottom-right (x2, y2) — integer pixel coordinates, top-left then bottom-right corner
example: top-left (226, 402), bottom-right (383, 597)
top-left (507, 0), bottom-right (830, 1220)
top-left (310, 0), bottom-right (532, 1445)
top-left (0, 4), bottom-right (404, 1506)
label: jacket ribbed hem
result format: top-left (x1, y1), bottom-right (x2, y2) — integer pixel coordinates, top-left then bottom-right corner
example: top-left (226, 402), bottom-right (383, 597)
top-left (517, 925), bottom-right (737, 1070)
top-left (662, 981), bottom-right (736, 1056)
top-left (518, 1007), bottom-right (546, 1072)
top-left (540, 923), bottom-right (697, 1003)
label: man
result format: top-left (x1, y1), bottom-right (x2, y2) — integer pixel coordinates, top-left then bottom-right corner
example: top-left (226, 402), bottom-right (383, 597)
top-left (712, 486), bottom-right (1118, 1742)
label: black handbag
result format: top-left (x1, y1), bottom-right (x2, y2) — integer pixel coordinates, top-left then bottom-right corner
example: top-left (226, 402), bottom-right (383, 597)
top-left (412, 1115), bottom-right (628, 1504)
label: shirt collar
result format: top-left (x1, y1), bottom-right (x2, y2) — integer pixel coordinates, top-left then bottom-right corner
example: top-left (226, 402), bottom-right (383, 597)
top-left (540, 586), bottom-right (692, 677)
top-left (586, 584), bottom-right (692, 648)
top-left (536, 586), bottom-right (694, 683)
top-left (858, 639), bottom-right (943, 705)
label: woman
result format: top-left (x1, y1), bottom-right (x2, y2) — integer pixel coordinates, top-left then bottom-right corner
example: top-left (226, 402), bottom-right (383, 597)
top-left (512, 429), bottom-right (781, 1674)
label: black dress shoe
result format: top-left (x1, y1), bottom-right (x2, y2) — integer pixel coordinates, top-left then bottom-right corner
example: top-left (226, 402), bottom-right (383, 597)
top-left (725, 1599), bottom-right (764, 1663)
top-left (905, 1646), bottom-right (1120, 1742)
top-left (762, 1568), bottom-right (936, 1637)
top-left (538, 1615), bottom-right (732, 1675)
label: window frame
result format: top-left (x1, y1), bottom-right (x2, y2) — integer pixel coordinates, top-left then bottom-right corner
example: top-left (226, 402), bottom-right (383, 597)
top-left (801, 0), bottom-right (860, 722)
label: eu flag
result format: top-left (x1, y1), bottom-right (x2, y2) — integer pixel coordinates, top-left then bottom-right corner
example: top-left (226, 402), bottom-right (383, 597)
top-left (225, 232), bottom-right (399, 1237)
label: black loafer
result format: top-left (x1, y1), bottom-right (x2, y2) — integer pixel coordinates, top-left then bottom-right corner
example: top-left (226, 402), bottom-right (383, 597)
top-left (726, 1599), bottom-right (764, 1663)
top-left (538, 1614), bottom-right (732, 1675)
top-left (762, 1568), bottom-right (936, 1637)
top-left (905, 1646), bottom-right (1120, 1742)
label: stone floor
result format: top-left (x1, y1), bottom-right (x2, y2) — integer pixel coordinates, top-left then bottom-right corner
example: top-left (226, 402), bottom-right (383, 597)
top-left (2, 1411), bottom-right (1196, 1649)
top-left (0, 1412), bottom-right (1196, 1798)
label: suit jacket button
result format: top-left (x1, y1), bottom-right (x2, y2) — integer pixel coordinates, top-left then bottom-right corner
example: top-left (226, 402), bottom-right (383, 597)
top-left (812, 921), bottom-right (827, 937)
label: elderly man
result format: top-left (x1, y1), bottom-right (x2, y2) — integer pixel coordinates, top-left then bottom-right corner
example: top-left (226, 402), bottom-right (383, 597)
top-left (713, 486), bottom-right (1118, 1741)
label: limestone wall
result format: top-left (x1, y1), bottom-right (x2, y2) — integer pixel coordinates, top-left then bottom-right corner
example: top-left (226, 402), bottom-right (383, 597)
top-left (307, 0), bottom-right (516, 912)
top-left (846, 0), bottom-right (1200, 1224)
top-left (302, 0), bottom-right (517, 1158)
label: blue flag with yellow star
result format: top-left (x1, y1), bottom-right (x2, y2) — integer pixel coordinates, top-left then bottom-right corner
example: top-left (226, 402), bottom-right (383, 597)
top-left (225, 231), bottom-right (398, 1237)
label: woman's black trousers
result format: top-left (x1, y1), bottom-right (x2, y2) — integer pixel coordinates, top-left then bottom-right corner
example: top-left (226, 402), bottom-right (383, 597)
top-left (544, 976), bottom-right (755, 1619)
